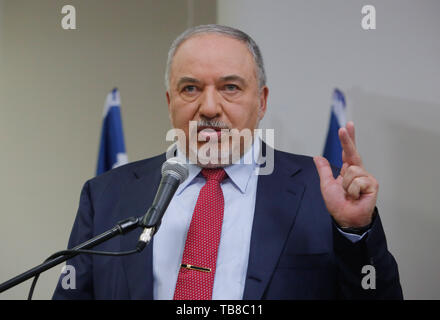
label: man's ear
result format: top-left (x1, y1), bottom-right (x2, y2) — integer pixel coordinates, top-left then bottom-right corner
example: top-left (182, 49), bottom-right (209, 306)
top-left (258, 86), bottom-right (269, 120)
top-left (166, 91), bottom-right (171, 107)
top-left (166, 91), bottom-right (172, 119)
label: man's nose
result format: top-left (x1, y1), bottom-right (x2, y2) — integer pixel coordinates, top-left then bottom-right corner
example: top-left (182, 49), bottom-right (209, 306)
top-left (198, 86), bottom-right (222, 119)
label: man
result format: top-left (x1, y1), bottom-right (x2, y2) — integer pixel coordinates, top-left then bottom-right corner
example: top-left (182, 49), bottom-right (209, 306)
top-left (53, 24), bottom-right (402, 299)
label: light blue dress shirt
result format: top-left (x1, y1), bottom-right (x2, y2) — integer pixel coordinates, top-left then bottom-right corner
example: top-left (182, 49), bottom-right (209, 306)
top-left (152, 140), bottom-right (366, 300)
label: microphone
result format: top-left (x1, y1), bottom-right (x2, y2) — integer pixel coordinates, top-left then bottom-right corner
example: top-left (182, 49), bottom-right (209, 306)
top-left (137, 157), bottom-right (189, 250)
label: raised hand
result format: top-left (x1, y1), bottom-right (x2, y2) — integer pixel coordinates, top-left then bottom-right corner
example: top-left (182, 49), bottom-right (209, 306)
top-left (313, 121), bottom-right (378, 228)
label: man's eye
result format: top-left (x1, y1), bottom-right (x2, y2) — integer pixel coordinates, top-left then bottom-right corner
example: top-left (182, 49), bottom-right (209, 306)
top-left (224, 84), bottom-right (239, 91)
top-left (182, 85), bottom-right (198, 93)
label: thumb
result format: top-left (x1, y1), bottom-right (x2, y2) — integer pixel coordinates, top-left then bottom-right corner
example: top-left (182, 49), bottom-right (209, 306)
top-left (313, 156), bottom-right (335, 187)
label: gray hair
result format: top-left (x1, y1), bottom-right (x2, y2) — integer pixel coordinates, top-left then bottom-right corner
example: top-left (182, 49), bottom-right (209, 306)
top-left (165, 24), bottom-right (267, 90)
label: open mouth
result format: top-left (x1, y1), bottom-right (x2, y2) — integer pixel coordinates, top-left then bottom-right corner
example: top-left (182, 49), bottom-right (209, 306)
top-left (197, 125), bottom-right (229, 141)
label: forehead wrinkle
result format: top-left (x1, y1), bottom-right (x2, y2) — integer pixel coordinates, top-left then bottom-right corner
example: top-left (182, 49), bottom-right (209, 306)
top-left (170, 34), bottom-right (257, 85)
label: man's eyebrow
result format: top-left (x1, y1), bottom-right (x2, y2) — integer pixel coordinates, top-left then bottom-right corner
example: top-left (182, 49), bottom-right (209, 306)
top-left (219, 75), bottom-right (246, 85)
top-left (176, 77), bottom-right (201, 88)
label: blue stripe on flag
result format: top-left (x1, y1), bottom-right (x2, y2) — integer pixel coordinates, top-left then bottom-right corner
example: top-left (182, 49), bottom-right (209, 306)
top-left (97, 88), bottom-right (128, 175)
top-left (323, 88), bottom-right (346, 168)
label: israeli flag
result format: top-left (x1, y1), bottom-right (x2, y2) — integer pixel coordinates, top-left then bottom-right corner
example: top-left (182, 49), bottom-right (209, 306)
top-left (96, 88), bottom-right (128, 175)
top-left (323, 88), bottom-right (347, 168)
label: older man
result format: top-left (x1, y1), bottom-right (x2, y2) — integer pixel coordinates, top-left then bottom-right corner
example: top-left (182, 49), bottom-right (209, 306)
top-left (53, 25), bottom-right (402, 300)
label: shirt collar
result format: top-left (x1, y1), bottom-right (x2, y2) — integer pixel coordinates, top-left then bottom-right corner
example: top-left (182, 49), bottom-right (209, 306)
top-left (175, 138), bottom-right (260, 195)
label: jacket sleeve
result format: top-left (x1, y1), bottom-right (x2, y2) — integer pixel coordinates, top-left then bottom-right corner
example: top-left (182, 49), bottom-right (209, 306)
top-left (52, 181), bottom-right (95, 300)
top-left (333, 209), bottom-right (403, 299)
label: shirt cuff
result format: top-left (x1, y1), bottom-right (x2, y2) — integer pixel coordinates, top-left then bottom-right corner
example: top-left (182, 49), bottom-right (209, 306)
top-left (336, 227), bottom-right (370, 243)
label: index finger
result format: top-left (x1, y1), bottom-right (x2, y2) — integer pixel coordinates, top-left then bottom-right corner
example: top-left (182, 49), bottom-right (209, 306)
top-left (346, 121), bottom-right (356, 147)
top-left (339, 127), bottom-right (362, 166)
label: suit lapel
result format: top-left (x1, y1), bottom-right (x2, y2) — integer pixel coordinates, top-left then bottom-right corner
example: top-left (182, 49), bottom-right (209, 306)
top-left (114, 149), bottom-right (304, 299)
top-left (243, 151), bottom-right (304, 300)
top-left (117, 156), bottom-right (164, 299)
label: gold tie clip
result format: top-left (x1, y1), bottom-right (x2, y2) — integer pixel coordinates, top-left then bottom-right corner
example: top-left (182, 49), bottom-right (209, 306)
top-left (180, 263), bottom-right (211, 273)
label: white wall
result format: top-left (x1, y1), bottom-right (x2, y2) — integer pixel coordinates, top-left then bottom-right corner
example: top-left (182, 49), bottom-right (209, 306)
top-left (0, 0), bottom-right (216, 300)
top-left (218, 0), bottom-right (440, 299)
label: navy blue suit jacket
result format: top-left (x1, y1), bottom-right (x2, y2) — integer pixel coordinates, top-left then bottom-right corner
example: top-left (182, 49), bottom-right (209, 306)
top-left (53, 148), bottom-right (403, 299)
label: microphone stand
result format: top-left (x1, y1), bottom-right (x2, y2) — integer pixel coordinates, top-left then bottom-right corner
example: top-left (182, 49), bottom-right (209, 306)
top-left (0, 216), bottom-right (143, 294)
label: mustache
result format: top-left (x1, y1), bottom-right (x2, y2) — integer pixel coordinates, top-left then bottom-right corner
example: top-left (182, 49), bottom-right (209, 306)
top-left (196, 119), bottom-right (231, 130)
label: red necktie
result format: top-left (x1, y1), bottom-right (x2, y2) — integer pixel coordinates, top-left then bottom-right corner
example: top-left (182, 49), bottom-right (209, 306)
top-left (173, 168), bottom-right (227, 300)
